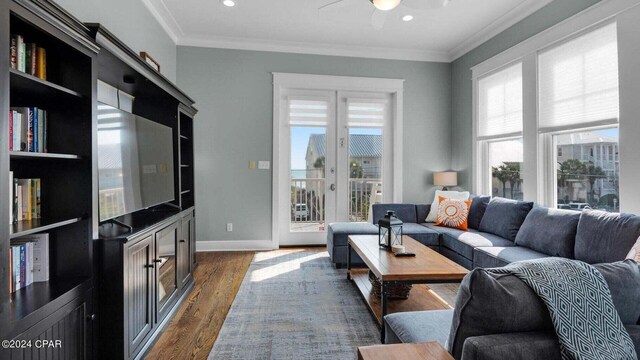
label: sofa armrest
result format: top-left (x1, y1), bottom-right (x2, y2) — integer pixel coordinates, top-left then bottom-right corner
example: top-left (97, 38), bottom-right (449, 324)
top-left (460, 331), bottom-right (561, 360)
top-left (372, 204), bottom-right (418, 224)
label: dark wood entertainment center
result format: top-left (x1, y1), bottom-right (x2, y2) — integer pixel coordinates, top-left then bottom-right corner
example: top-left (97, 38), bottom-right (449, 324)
top-left (0, 1), bottom-right (198, 359)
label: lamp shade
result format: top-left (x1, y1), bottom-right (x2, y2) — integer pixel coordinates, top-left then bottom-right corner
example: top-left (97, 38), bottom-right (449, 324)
top-left (369, 0), bottom-right (401, 11)
top-left (434, 172), bottom-right (458, 187)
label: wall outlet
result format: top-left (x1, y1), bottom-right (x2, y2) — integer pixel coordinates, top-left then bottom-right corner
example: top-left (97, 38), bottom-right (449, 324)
top-left (258, 160), bottom-right (270, 170)
top-left (226, 223), bottom-right (233, 232)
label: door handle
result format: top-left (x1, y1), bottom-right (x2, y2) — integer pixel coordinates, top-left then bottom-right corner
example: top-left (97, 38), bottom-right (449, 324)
top-left (179, 240), bottom-right (186, 243)
top-left (145, 264), bottom-right (154, 268)
top-left (153, 259), bottom-right (162, 263)
top-left (330, 184), bottom-right (336, 191)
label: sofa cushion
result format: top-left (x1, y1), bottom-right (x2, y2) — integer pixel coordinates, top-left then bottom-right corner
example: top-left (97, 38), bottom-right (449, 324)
top-left (468, 195), bottom-right (491, 230)
top-left (473, 246), bottom-right (550, 269)
top-left (427, 225), bottom-right (515, 260)
top-left (415, 204), bottom-right (431, 226)
top-left (478, 197), bottom-right (534, 241)
top-left (514, 207), bottom-right (580, 258)
top-left (594, 260), bottom-right (640, 324)
top-left (425, 190), bottom-right (470, 222)
top-left (447, 269), bottom-right (554, 359)
top-left (372, 204), bottom-right (418, 224)
top-left (384, 309), bottom-right (453, 345)
top-left (327, 222), bottom-right (378, 247)
top-left (626, 325), bottom-right (640, 355)
top-left (401, 223), bottom-right (440, 247)
top-left (447, 261), bottom-right (640, 359)
top-left (575, 209), bottom-right (640, 264)
top-left (461, 331), bottom-right (561, 360)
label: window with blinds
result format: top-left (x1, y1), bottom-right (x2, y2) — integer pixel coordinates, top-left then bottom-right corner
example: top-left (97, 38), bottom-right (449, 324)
top-left (288, 98), bottom-right (329, 126)
top-left (538, 22), bottom-right (619, 131)
top-left (347, 101), bottom-right (386, 128)
top-left (478, 62), bottom-right (523, 138)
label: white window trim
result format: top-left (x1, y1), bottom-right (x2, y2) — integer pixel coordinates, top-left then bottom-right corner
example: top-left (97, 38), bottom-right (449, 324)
top-left (472, 0), bottom-right (639, 207)
top-left (272, 73), bottom-right (404, 249)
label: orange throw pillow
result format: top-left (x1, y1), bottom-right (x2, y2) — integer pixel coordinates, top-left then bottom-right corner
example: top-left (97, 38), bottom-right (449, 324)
top-left (436, 196), bottom-right (472, 231)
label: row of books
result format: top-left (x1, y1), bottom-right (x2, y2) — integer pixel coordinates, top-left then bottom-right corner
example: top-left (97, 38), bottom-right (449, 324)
top-left (9, 234), bottom-right (50, 293)
top-left (8, 107), bottom-right (48, 153)
top-left (9, 172), bottom-right (42, 225)
top-left (10, 34), bottom-right (47, 80)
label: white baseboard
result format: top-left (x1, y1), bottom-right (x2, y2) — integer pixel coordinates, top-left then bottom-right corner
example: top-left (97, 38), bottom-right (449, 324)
top-left (196, 240), bottom-right (276, 252)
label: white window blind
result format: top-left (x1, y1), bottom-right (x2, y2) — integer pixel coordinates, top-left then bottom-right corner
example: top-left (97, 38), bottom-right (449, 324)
top-left (478, 62), bottom-right (523, 138)
top-left (288, 98), bottom-right (329, 126)
top-left (538, 23), bottom-right (619, 131)
top-left (347, 101), bottom-right (386, 128)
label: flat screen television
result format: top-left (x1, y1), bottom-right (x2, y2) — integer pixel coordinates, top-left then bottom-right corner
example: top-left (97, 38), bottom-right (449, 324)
top-left (97, 103), bottom-right (175, 222)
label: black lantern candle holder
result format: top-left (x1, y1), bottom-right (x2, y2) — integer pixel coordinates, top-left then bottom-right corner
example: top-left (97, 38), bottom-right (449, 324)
top-left (378, 210), bottom-right (403, 250)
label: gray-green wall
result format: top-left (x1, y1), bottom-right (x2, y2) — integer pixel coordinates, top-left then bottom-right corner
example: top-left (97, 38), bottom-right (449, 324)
top-left (177, 47), bottom-right (451, 242)
top-left (451, 0), bottom-right (601, 190)
top-left (54, 0), bottom-right (177, 82)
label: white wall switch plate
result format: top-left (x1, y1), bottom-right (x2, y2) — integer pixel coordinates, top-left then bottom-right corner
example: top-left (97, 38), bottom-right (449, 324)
top-left (258, 161), bottom-right (270, 170)
top-left (226, 223), bottom-right (233, 232)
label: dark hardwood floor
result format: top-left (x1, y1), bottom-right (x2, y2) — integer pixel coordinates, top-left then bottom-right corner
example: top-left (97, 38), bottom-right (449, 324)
top-left (145, 251), bottom-right (254, 360)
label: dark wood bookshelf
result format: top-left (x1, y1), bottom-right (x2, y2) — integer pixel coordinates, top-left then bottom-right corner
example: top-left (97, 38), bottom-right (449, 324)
top-left (1, 1), bottom-right (98, 356)
top-left (10, 68), bottom-right (83, 98)
top-left (10, 217), bottom-right (83, 238)
top-left (9, 151), bottom-right (82, 160)
top-left (9, 276), bottom-right (91, 322)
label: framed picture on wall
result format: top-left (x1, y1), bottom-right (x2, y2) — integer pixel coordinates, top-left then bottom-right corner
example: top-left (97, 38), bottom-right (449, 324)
top-left (140, 51), bottom-right (160, 73)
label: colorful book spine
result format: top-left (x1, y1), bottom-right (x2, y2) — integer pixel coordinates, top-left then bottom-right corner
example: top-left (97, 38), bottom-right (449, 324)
top-left (33, 107), bottom-right (38, 153)
top-left (10, 35), bottom-right (17, 70)
top-left (27, 108), bottom-right (33, 152)
top-left (19, 245), bottom-right (25, 289)
top-left (37, 109), bottom-right (44, 153)
top-left (29, 43), bottom-right (36, 76)
top-left (12, 246), bottom-right (21, 291)
top-left (35, 179), bottom-right (41, 219)
top-left (36, 47), bottom-right (46, 80)
top-left (16, 35), bottom-right (24, 73)
top-left (13, 175), bottom-right (18, 224)
top-left (8, 111), bottom-right (13, 151)
top-left (30, 179), bottom-right (37, 220)
top-left (42, 111), bottom-right (47, 153)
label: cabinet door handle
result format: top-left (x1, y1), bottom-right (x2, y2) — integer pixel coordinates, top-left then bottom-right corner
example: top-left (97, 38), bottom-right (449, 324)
top-left (153, 259), bottom-right (162, 263)
top-left (145, 264), bottom-right (154, 268)
top-left (179, 240), bottom-right (186, 243)
top-left (87, 314), bottom-right (96, 321)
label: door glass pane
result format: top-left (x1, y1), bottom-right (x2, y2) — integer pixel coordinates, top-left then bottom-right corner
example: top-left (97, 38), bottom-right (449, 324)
top-left (291, 126), bottom-right (326, 232)
top-left (555, 128), bottom-right (619, 211)
top-left (348, 128), bottom-right (383, 222)
top-left (157, 231), bottom-right (176, 305)
top-left (489, 138), bottom-right (523, 200)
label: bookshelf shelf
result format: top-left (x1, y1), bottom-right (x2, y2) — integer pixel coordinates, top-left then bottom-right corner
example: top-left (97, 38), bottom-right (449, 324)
top-left (180, 164), bottom-right (189, 168)
top-left (180, 190), bottom-right (191, 195)
top-left (10, 276), bottom-right (91, 322)
top-left (179, 135), bottom-right (189, 140)
top-left (10, 217), bottom-right (83, 239)
top-left (10, 68), bottom-right (84, 99)
top-left (10, 151), bottom-right (82, 160)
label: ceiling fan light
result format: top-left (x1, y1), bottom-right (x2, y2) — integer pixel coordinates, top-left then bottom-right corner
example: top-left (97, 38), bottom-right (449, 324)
top-left (370, 0), bottom-right (401, 11)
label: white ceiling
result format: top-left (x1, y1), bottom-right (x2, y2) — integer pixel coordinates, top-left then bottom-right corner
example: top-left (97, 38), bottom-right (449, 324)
top-left (141, 0), bottom-right (553, 62)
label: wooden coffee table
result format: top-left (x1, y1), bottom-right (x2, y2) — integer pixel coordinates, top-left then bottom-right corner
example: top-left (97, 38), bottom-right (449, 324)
top-left (347, 235), bottom-right (468, 343)
top-left (357, 342), bottom-right (454, 360)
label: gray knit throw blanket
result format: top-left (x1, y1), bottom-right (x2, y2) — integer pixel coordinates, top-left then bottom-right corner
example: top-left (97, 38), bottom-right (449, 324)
top-left (488, 258), bottom-right (637, 360)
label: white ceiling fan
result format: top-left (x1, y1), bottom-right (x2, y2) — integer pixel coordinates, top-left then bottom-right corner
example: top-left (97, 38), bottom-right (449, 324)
top-left (319, 0), bottom-right (451, 30)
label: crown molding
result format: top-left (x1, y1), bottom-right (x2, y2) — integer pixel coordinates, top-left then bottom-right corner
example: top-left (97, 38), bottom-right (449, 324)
top-left (141, 0), bottom-right (555, 62)
top-left (139, 0), bottom-right (182, 44)
top-left (447, 0), bottom-right (554, 61)
top-left (177, 35), bottom-right (451, 62)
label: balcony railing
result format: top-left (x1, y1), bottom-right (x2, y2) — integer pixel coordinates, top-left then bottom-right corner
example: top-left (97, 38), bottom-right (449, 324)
top-left (290, 178), bottom-right (382, 226)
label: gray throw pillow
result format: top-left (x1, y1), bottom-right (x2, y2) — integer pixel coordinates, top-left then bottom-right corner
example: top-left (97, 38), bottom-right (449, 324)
top-left (468, 195), bottom-right (491, 230)
top-left (478, 197), bottom-right (533, 241)
top-left (574, 209), bottom-right (640, 264)
top-left (447, 260), bottom-right (640, 360)
top-left (514, 207), bottom-right (580, 258)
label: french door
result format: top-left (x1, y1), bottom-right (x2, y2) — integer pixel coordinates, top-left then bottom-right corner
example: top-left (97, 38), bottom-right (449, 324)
top-left (274, 76), bottom-right (400, 246)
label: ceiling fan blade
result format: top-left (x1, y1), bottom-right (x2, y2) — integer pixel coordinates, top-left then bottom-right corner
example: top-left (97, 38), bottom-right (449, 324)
top-left (371, 9), bottom-right (387, 30)
top-left (402, 0), bottom-right (449, 10)
top-left (318, 0), bottom-right (349, 12)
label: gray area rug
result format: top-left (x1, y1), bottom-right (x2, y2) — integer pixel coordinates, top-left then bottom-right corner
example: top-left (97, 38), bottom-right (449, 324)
top-left (208, 249), bottom-right (380, 359)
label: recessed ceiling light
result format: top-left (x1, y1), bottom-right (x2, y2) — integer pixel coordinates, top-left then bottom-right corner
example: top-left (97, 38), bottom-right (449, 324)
top-left (402, 15), bottom-right (414, 22)
top-left (222, 0), bottom-right (235, 7)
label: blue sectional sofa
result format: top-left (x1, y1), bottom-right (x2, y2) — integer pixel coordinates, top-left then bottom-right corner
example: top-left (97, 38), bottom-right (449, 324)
top-left (327, 196), bottom-right (640, 270)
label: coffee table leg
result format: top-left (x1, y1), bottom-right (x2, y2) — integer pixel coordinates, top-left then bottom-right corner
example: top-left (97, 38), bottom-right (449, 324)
top-left (347, 243), bottom-right (352, 280)
top-left (381, 281), bottom-right (387, 344)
